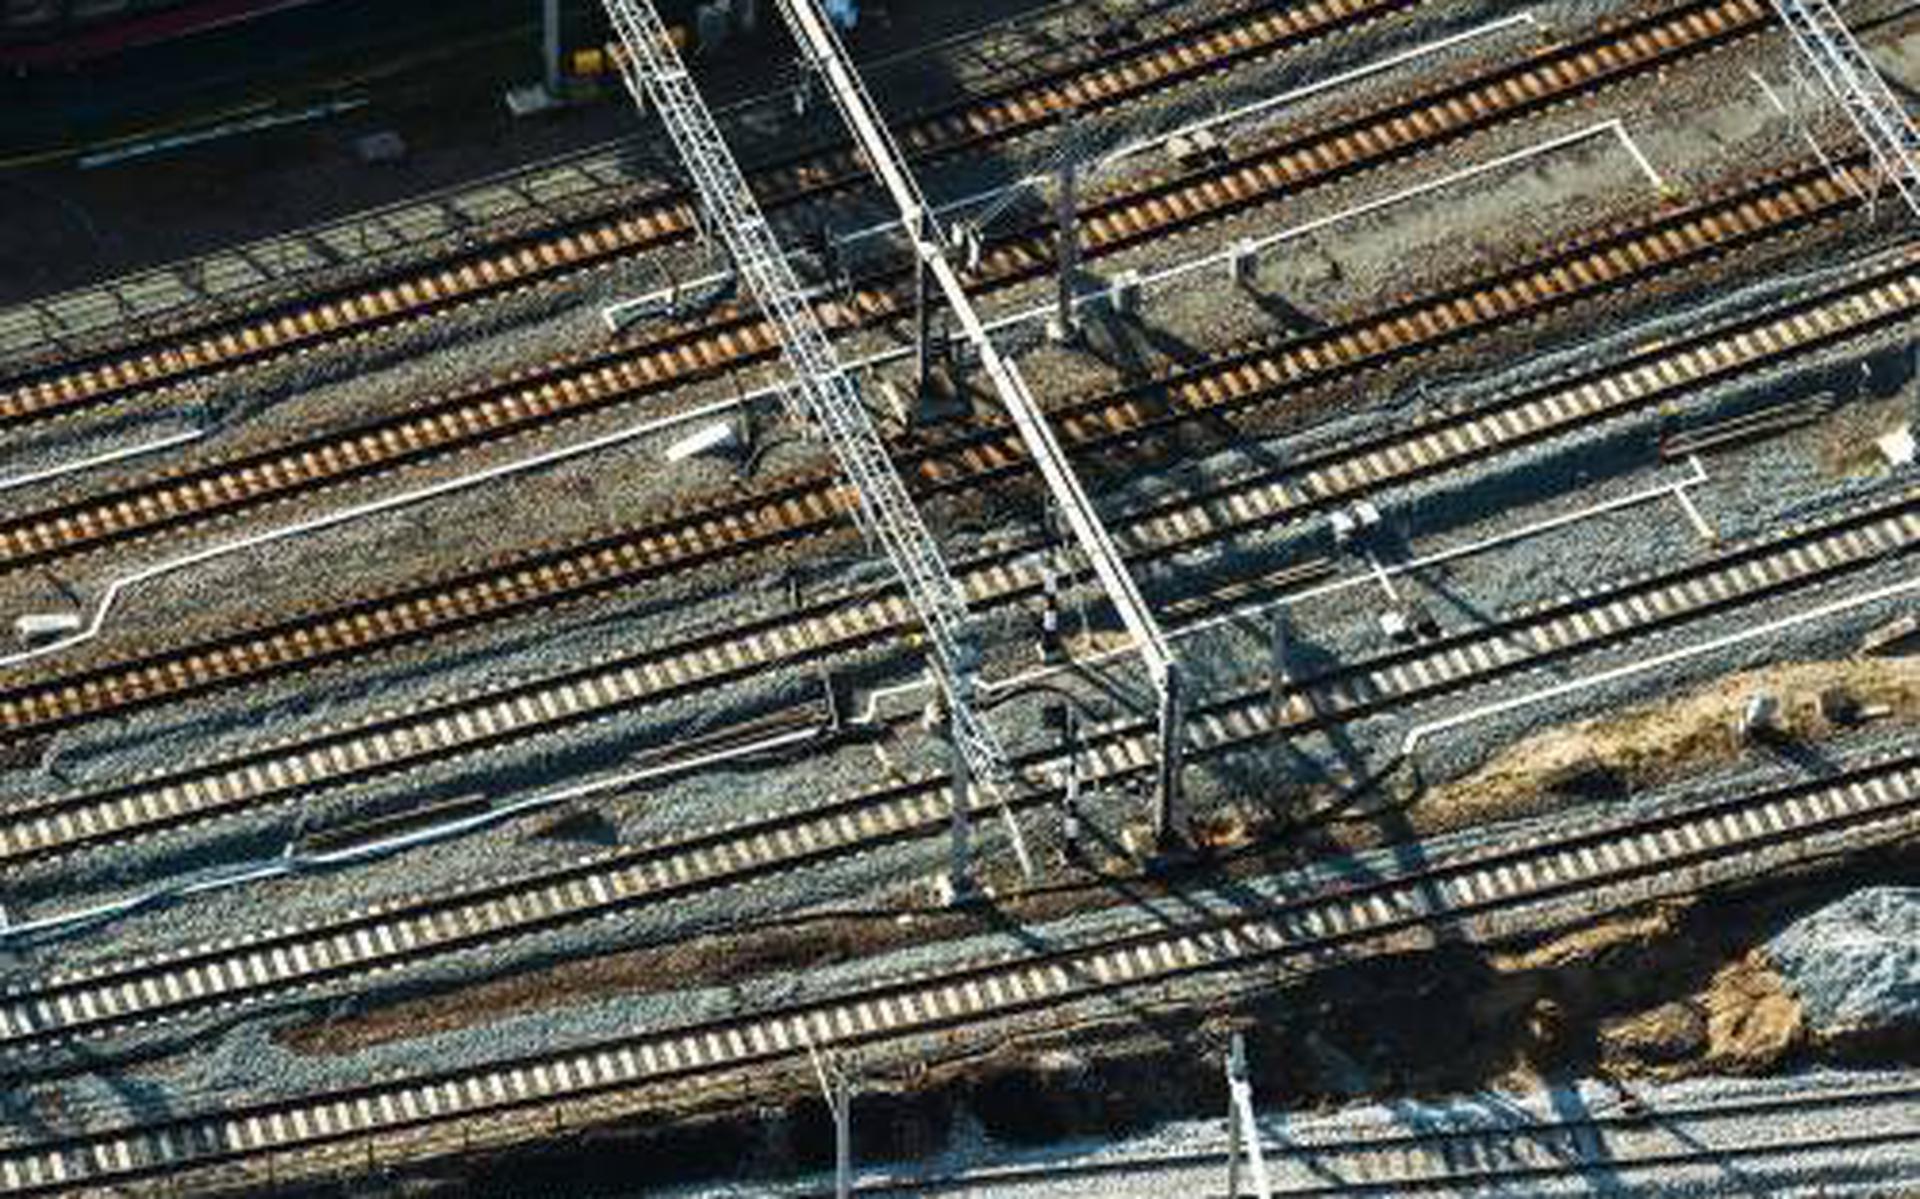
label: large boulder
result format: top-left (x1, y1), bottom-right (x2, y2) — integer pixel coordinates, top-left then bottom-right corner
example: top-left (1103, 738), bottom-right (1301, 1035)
top-left (1769, 887), bottom-right (1920, 1036)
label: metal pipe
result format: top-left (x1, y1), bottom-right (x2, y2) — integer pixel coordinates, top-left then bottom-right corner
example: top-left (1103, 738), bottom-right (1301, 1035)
top-left (1154, 665), bottom-right (1186, 847)
top-left (1054, 158), bottom-right (1079, 340)
top-left (948, 698), bottom-right (976, 901)
top-left (544, 0), bottom-right (564, 96)
top-left (915, 211), bottom-right (933, 403)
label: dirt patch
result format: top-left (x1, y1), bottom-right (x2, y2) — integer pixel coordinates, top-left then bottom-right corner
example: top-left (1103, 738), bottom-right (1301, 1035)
top-left (1411, 656), bottom-right (1920, 836)
top-left (1599, 1001), bottom-right (1707, 1068)
top-left (276, 880), bottom-right (1115, 1056)
top-left (262, 853), bottom-right (1918, 1199)
top-left (1277, 864), bottom-right (1898, 1093)
top-left (1492, 902), bottom-right (1690, 975)
top-left (1814, 392), bottom-right (1916, 480)
top-left (1698, 951), bottom-right (1806, 1073)
top-left (277, 655), bottom-right (1915, 1057)
top-left (1595, 952), bottom-right (1805, 1080)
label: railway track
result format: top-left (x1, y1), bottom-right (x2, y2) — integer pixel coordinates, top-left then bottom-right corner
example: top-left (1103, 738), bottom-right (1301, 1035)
top-left (0, 154), bottom-right (1881, 749)
top-left (840, 1082), bottom-right (1920, 1196)
top-left (0, 0), bottom-right (1776, 573)
top-left (5, 487), bottom-right (1914, 1050)
top-left (1, 221), bottom-right (1912, 870)
top-left (0, 0), bottom-right (1428, 430)
top-left (1, 751), bottom-right (1913, 1196)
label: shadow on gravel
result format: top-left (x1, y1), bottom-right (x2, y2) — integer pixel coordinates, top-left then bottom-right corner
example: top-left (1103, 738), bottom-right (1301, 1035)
top-left (1, 1037), bottom-right (178, 1144)
top-left (1627, 1100), bottom-right (1783, 1197)
top-left (963, 846), bottom-right (1313, 1097)
top-left (1757, 733), bottom-right (1846, 778)
top-left (1259, 619), bottom-right (1383, 796)
top-left (1239, 283), bottom-right (1328, 337)
top-left (1077, 273), bottom-right (1213, 383)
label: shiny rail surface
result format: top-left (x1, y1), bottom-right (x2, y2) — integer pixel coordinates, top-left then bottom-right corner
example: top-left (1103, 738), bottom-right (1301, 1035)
top-left (0, 0), bottom-right (1771, 573)
top-left (1, 750), bottom-right (1912, 1195)
top-left (4, 486), bottom-right (1912, 1050)
top-left (0, 152), bottom-right (1872, 748)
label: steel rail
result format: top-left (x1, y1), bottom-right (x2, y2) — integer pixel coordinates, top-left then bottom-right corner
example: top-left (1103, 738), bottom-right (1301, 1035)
top-left (0, 752), bottom-right (1913, 1195)
top-left (6, 224), bottom-right (1909, 870)
top-left (0, 0), bottom-right (1429, 430)
top-left (831, 1083), bottom-right (1920, 1197)
top-left (606, 0), bottom-right (1008, 783)
top-left (4, 487), bottom-right (1914, 1049)
top-left (0, 154), bottom-right (1875, 746)
top-left (776, 0), bottom-right (1176, 706)
top-left (0, 0), bottom-right (1127, 361)
top-left (0, 0), bottom-right (1772, 575)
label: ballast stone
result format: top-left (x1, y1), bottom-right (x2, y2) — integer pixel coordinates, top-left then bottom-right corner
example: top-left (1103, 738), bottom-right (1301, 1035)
top-left (1769, 887), bottom-right (1920, 1035)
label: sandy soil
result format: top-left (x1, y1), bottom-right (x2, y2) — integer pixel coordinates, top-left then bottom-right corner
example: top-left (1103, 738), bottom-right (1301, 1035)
top-left (1409, 656), bottom-right (1920, 835)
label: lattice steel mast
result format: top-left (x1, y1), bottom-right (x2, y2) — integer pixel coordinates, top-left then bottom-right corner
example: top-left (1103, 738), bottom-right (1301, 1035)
top-left (1770, 0), bottom-right (1920, 217)
top-left (601, 0), bottom-right (1007, 782)
top-left (771, 0), bottom-right (1190, 842)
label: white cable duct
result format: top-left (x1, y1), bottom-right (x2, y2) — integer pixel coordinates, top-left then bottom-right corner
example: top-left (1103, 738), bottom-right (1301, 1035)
top-left (0, 719), bottom-right (823, 945)
top-left (602, 12), bottom-right (1544, 319)
top-left (860, 458), bottom-right (1715, 720)
top-left (1401, 571), bottom-right (1920, 756)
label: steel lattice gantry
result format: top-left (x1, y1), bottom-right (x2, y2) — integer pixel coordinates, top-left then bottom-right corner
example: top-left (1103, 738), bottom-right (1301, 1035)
top-left (601, 0), bottom-right (1008, 785)
top-left (1770, 0), bottom-right (1920, 218)
top-left (770, 0), bottom-right (1192, 844)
